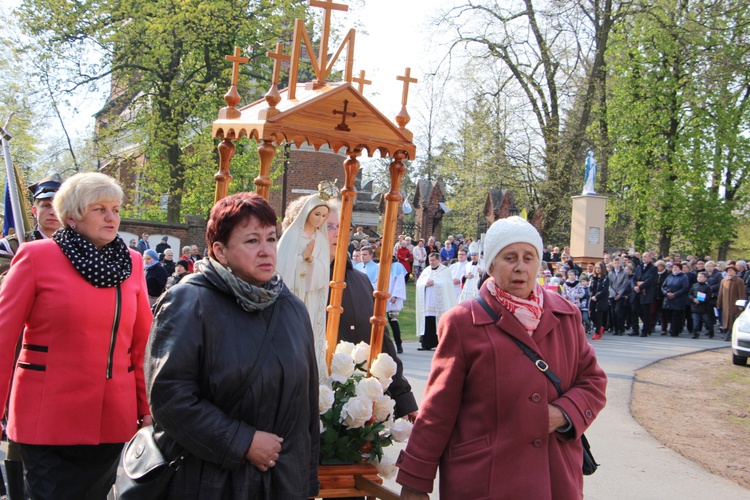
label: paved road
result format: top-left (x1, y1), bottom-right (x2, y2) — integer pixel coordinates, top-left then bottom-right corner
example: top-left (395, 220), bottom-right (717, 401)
top-left (383, 334), bottom-right (750, 499)
top-left (2, 335), bottom-right (746, 499)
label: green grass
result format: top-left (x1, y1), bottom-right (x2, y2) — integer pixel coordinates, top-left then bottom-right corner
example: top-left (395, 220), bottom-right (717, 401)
top-left (396, 281), bottom-right (418, 342)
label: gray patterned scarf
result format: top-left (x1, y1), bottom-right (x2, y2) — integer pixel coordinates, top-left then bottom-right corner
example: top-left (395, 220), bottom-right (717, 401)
top-left (196, 257), bottom-right (282, 312)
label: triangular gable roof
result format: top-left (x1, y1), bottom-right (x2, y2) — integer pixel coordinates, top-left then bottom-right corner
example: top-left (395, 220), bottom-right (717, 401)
top-left (413, 179), bottom-right (446, 207)
top-left (213, 82), bottom-right (416, 159)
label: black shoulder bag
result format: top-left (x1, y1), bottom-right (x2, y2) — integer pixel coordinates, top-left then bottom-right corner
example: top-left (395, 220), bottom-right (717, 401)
top-left (476, 296), bottom-right (599, 475)
top-left (113, 300), bottom-right (283, 499)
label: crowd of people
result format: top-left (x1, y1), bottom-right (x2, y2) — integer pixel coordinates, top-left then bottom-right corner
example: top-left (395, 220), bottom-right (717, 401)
top-left (26, 170), bottom-right (750, 497)
top-left (537, 247), bottom-right (748, 342)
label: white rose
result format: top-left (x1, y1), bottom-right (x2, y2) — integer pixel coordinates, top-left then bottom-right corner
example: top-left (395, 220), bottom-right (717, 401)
top-left (391, 418), bottom-right (413, 442)
top-left (352, 342), bottom-right (371, 369)
top-left (382, 417), bottom-right (394, 433)
top-left (320, 419), bottom-right (325, 434)
top-left (319, 385), bottom-right (335, 414)
top-left (370, 353), bottom-right (397, 381)
top-left (335, 341), bottom-right (356, 357)
top-left (373, 394), bottom-right (395, 422)
top-left (375, 454), bottom-right (398, 479)
top-left (377, 377), bottom-right (393, 392)
top-left (356, 377), bottom-right (384, 400)
top-left (329, 352), bottom-right (355, 383)
top-left (341, 395), bottom-right (373, 429)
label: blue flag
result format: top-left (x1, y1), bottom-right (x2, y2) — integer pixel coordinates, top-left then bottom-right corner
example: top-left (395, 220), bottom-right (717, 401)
top-left (3, 180), bottom-right (14, 237)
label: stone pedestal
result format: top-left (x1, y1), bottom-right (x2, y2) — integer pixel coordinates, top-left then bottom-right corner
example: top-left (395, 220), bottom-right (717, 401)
top-left (570, 195), bottom-right (607, 262)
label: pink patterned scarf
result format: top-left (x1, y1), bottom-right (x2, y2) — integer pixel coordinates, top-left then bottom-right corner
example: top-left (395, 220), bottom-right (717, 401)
top-left (488, 277), bottom-right (544, 335)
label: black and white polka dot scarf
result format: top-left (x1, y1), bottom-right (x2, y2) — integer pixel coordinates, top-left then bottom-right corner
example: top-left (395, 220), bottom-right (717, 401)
top-left (53, 227), bottom-right (133, 288)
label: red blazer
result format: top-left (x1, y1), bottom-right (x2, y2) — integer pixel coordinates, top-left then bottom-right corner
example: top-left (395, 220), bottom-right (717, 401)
top-left (0, 239), bottom-right (152, 445)
top-left (396, 284), bottom-right (607, 499)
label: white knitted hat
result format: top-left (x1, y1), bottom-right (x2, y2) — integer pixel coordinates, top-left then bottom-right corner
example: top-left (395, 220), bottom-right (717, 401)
top-left (483, 216), bottom-right (543, 268)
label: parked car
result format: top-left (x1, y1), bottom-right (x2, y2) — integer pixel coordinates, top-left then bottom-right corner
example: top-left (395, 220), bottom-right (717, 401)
top-left (731, 300), bottom-right (750, 366)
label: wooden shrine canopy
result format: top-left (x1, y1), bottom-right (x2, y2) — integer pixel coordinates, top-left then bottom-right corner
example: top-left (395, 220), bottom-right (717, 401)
top-left (210, 2), bottom-right (414, 498)
top-left (211, 0), bottom-right (417, 372)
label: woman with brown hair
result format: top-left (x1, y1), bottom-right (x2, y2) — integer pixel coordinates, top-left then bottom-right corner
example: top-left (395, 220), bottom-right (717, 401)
top-left (146, 192), bottom-right (319, 498)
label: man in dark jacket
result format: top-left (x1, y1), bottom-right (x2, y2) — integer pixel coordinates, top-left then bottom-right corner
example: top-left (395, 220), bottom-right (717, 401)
top-left (326, 207), bottom-right (418, 422)
top-left (690, 271), bottom-right (714, 338)
top-left (629, 251), bottom-right (658, 337)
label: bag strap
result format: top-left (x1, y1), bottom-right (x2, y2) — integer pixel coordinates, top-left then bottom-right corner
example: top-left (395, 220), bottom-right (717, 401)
top-left (475, 296), bottom-right (563, 397)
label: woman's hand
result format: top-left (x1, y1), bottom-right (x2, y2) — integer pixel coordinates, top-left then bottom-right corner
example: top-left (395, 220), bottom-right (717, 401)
top-left (246, 431), bottom-right (283, 472)
top-left (548, 404), bottom-right (568, 433)
top-left (400, 486), bottom-right (429, 499)
top-left (403, 411), bottom-right (418, 423)
top-left (139, 415), bottom-right (153, 428)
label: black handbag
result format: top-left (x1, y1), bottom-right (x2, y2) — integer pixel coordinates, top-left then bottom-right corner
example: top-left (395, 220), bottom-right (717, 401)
top-left (476, 296), bottom-right (600, 475)
top-left (112, 425), bottom-right (186, 500)
top-left (113, 300), bottom-right (282, 499)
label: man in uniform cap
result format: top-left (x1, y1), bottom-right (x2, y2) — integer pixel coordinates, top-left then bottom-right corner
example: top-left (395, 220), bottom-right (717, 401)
top-left (0, 174), bottom-right (63, 276)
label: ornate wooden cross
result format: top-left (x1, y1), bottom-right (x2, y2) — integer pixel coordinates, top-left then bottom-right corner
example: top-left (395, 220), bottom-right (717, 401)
top-left (352, 69), bottom-right (372, 94)
top-left (397, 67), bottom-right (418, 106)
top-left (333, 99), bottom-right (357, 131)
top-left (226, 47), bottom-right (249, 87)
top-left (309, 0), bottom-right (349, 73)
top-left (267, 42), bottom-right (290, 86)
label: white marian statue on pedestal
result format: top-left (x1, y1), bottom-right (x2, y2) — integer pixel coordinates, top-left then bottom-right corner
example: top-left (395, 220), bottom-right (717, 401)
top-left (582, 151), bottom-right (598, 195)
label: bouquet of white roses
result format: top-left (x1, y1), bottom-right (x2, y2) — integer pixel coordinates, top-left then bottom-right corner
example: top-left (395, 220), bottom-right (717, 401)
top-left (319, 341), bottom-right (411, 467)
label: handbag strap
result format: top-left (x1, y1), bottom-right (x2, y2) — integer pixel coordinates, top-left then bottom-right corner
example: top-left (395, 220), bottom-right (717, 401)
top-left (475, 296), bottom-right (564, 397)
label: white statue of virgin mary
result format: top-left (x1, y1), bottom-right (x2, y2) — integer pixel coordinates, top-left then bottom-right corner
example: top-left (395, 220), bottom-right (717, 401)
top-left (582, 151), bottom-right (598, 195)
top-left (277, 184), bottom-right (334, 383)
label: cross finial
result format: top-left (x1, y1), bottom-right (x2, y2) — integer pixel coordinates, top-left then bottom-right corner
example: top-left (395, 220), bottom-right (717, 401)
top-left (267, 42), bottom-right (291, 86)
top-left (309, 0), bottom-right (348, 72)
top-left (226, 47), bottom-right (249, 87)
top-left (352, 69), bottom-right (372, 94)
top-left (397, 67), bottom-right (418, 107)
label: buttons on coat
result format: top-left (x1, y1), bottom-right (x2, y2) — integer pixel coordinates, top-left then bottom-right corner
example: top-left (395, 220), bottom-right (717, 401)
top-left (533, 439), bottom-right (543, 448)
top-left (530, 393), bottom-right (541, 403)
top-left (585, 409), bottom-right (593, 419)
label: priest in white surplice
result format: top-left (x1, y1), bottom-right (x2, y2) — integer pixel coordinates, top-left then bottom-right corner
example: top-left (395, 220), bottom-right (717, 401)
top-left (458, 242), bottom-right (486, 303)
top-left (449, 248), bottom-right (472, 300)
top-left (416, 252), bottom-right (457, 351)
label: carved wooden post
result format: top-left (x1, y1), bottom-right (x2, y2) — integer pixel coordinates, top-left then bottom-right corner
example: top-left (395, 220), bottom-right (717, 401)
top-left (325, 149), bottom-right (361, 369)
top-left (367, 151), bottom-right (407, 368)
top-left (255, 140), bottom-right (276, 200)
top-left (213, 138), bottom-right (235, 204)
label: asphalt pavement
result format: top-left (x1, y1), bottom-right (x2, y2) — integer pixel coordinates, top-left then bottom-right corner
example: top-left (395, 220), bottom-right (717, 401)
top-left (1, 333), bottom-right (746, 499)
top-left (383, 333), bottom-right (750, 499)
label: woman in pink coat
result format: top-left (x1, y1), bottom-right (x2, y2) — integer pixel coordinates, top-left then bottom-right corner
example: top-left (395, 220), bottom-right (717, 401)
top-left (397, 216), bottom-right (607, 499)
top-left (0, 172), bottom-right (152, 499)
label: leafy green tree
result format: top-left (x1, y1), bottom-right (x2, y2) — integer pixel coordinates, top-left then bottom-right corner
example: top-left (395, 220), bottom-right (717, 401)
top-left (15, 0), bottom-right (307, 222)
top-left (606, 0), bottom-right (750, 257)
